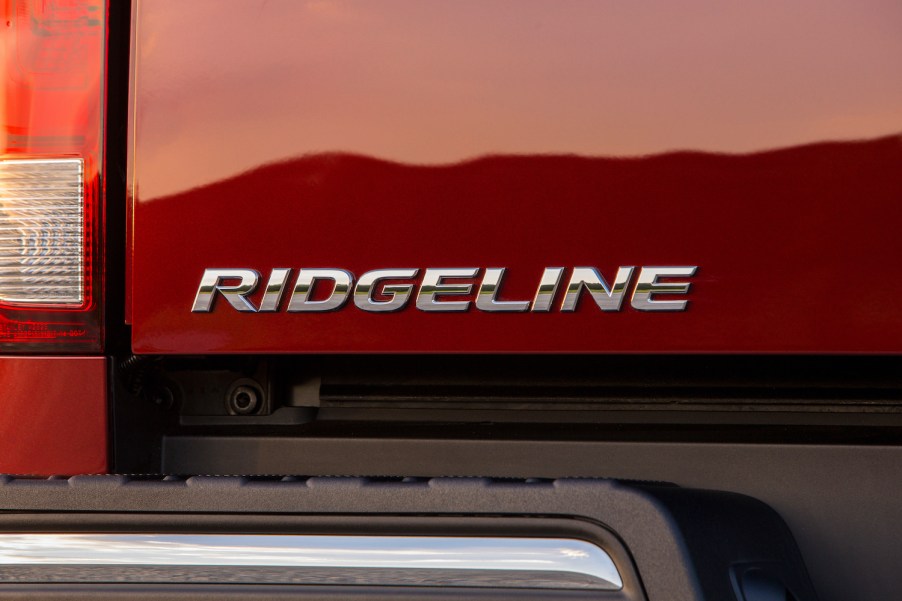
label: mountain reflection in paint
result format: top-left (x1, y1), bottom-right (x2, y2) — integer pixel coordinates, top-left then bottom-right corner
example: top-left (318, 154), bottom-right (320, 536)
top-left (131, 0), bottom-right (902, 200)
top-left (131, 135), bottom-right (902, 354)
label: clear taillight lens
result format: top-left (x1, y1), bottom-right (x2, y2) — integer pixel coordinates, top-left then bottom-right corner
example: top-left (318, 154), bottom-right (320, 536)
top-left (0, 0), bottom-right (105, 352)
top-left (0, 158), bottom-right (85, 305)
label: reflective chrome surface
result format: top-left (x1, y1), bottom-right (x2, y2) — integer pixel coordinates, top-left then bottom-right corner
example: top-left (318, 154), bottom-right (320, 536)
top-left (258, 267), bottom-right (291, 312)
top-left (561, 267), bottom-right (634, 312)
top-left (191, 266), bottom-right (699, 314)
top-left (416, 268), bottom-right (479, 312)
top-left (631, 266), bottom-right (697, 312)
top-left (531, 267), bottom-right (564, 313)
top-left (0, 534), bottom-right (623, 590)
top-left (354, 268), bottom-right (419, 312)
top-left (191, 268), bottom-right (259, 312)
top-left (476, 268), bottom-right (530, 312)
top-left (287, 268), bottom-right (353, 312)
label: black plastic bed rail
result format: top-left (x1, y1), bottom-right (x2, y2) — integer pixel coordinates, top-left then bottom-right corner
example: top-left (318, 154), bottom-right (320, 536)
top-left (0, 476), bottom-right (815, 601)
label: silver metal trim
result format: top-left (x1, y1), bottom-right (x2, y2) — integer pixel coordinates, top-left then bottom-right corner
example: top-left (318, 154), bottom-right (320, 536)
top-left (191, 268), bottom-right (260, 312)
top-left (476, 268), bottom-right (530, 312)
top-left (287, 268), bottom-right (354, 312)
top-left (630, 265), bottom-right (698, 311)
top-left (416, 268), bottom-right (479, 312)
top-left (560, 266), bottom-right (634, 312)
top-left (0, 534), bottom-right (622, 590)
top-left (354, 268), bottom-right (420, 312)
top-left (531, 266), bottom-right (565, 312)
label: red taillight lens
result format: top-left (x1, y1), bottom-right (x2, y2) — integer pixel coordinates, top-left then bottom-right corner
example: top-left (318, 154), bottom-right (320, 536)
top-left (0, 0), bottom-right (105, 352)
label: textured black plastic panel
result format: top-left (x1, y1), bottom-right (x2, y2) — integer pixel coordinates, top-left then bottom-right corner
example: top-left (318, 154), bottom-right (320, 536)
top-left (0, 476), bottom-right (816, 601)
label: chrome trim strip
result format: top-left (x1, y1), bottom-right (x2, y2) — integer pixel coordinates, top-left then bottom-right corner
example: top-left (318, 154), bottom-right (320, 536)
top-left (0, 534), bottom-right (622, 590)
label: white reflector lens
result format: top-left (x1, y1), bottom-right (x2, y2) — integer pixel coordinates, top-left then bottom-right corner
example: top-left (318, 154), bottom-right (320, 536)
top-left (0, 158), bottom-right (84, 306)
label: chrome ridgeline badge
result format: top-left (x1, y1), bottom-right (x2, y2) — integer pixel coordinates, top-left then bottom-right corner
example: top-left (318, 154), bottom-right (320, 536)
top-left (192, 267), bottom-right (697, 313)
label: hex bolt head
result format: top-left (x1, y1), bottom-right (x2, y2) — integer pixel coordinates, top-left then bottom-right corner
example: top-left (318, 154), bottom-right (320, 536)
top-left (228, 384), bottom-right (261, 415)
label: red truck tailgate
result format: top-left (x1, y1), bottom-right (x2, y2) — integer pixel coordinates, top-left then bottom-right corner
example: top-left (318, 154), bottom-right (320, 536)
top-left (128, 0), bottom-right (902, 354)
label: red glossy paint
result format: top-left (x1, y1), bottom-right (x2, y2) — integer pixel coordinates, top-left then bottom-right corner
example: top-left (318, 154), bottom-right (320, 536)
top-left (0, 0), bottom-right (107, 352)
top-left (129, 0), bottom-right (902, 354)
top-left (0, 357), bottom-right (107, 475)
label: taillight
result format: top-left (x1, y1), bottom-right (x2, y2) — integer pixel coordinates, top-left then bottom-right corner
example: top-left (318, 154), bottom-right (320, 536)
top-left (0, 0), bottom-right (106, 352)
